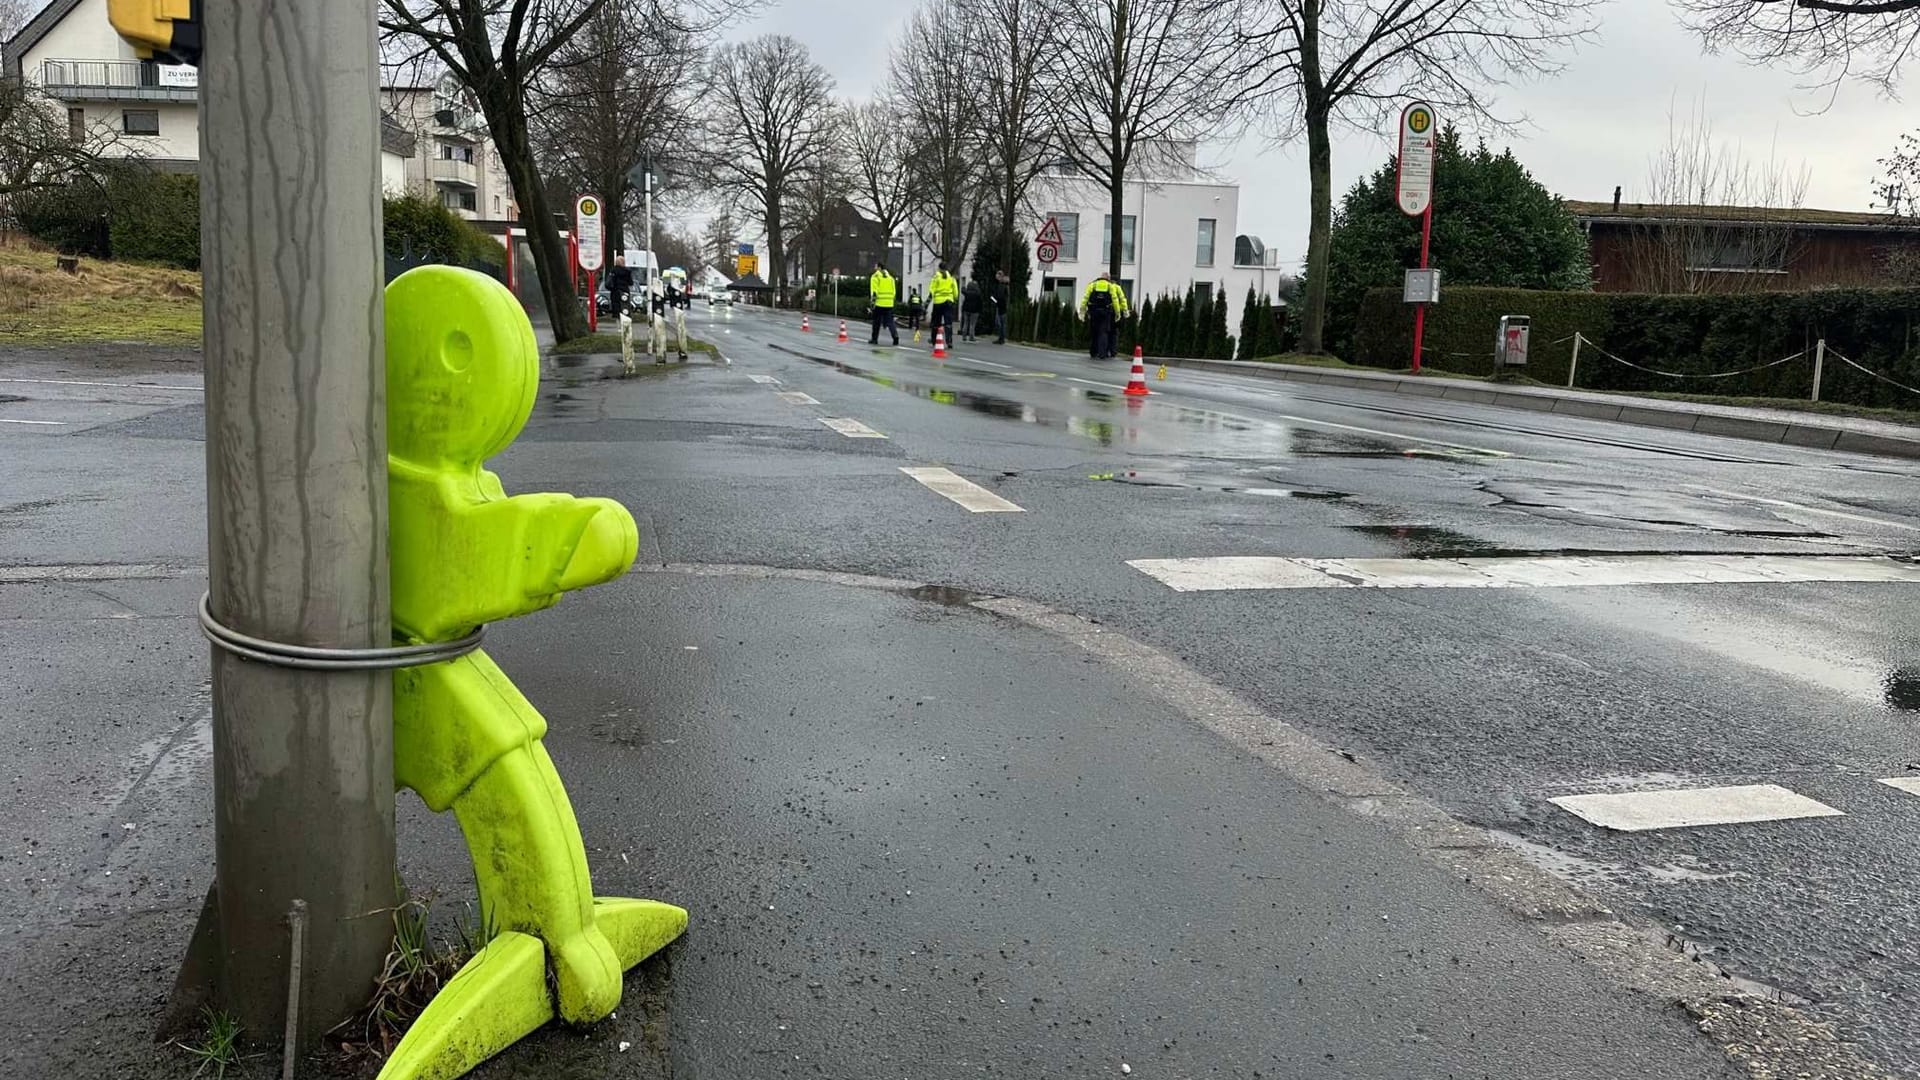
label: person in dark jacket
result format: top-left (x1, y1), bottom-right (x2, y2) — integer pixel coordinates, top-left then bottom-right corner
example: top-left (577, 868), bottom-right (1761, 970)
top-left (989, 270), bottom-right (1010, 344)
top-left (905, 286), bottom-right (923, 331)
top-left (960, 278), bottom-right (984, 342)
top-left (607, 254), bottom-right (634, 315)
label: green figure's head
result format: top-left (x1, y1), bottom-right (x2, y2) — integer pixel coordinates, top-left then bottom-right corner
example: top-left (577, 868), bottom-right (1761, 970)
top-left (387, 266), bottom-right (540, 473)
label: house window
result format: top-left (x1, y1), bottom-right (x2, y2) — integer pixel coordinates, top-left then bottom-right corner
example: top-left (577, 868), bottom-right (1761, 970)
top-left (1196, 218), bottom-right (1216, 266)
top-left (438, 143), bottom-right (474, 162)
top-left (122, 109), bottom-right (159, 136)
top-left (1193, 280), bottom-right (1213, 298)
top-left (67, 108), bottom-right (84, 142)
top-left (1683, 229), bottom-right (1789, 274)
top-left (1102, 214), bottom-right (1137, 263)
top-left (493, 195), bottom-right (501, 214)
top-left (442, 189), bottom-right (476, 212)
top-left (1042, 275), bottom-right (1077, 296)
top-left (1046, 212), bottom-right (1079, 260)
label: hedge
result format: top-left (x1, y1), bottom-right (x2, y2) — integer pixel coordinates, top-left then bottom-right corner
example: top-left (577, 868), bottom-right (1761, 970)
top-left (1350, 285), bottom-right (1920, 408)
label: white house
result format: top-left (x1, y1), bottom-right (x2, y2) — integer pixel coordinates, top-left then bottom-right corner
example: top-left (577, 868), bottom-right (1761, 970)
top-left (896, 141), bottom-right (1278, 337)
top-left (2, 2), bottom-right (498, 219)
top-left (2, 0), bottom-right (200, 168)
top-left (380, 75), bottom-right (517, 223)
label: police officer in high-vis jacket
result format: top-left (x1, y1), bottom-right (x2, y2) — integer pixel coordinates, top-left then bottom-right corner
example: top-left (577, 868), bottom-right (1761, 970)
top-left (1079, 271), bottom-right (1131, 360)
top-left (927, 261), bottom-right (959, 347)
top-left (868, 261), bottom-right (900, 346)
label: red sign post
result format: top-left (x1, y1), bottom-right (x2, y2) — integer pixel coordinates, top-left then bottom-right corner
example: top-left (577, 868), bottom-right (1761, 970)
top-left (1396, 101), bottom-right (1437, 373)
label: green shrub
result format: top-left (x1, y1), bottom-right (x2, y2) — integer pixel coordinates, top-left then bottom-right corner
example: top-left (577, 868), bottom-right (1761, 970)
top-left (107, 168), bottom-right (199, 268)
top-left (1352, 286), bottom-right (1610, 381)
top-left (384, 193), bottom-right (497, 268)
top-left (12, 178), bottom-right (112, 257)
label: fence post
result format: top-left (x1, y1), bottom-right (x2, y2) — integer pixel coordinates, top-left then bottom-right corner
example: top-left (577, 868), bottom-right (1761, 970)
top-left (1567, 333), bottom-right (1582, 389)
top-left (1811, 339), bottom-right (1826, 402)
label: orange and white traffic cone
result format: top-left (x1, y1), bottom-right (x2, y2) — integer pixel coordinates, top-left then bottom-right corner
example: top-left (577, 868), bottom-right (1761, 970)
top-left (801, 312), bottom-right (812, 332)
top-left (837, 320), bottom-right (848, 343)
top-left (1123, 346), bottom-right (1150, 396)
top-left (932, 327), bottom-right (948, 359)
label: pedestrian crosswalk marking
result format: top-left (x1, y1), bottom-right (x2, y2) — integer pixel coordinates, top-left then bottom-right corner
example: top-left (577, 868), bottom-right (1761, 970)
top-left (1549, 784), bottom-right (1844, 832)
top-left (899, 467), bottom-right (1025, 513)
top-left (818, 417), bottom-right (888, 439)
top-left (1877, 777), bottom-right (1920, 798)
top-left (1128, 554), bottom-right (1920, 592)
top-left (777, 391), bottom-right (820, 405)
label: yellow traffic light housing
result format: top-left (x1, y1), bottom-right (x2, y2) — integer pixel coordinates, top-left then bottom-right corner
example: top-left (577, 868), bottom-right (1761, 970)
top-left (108, 0), bottom-right (201, 66)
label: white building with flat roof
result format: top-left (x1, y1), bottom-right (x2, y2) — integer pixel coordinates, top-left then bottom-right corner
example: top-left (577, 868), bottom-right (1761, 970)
top-left (2, 0), bottom-right (200, 169)
top-left (896, 141), bottom-right (1279, 339)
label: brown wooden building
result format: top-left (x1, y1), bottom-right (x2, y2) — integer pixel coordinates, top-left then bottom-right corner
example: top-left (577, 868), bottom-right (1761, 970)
top-left (1566, 198), bottom-right (1920, 293)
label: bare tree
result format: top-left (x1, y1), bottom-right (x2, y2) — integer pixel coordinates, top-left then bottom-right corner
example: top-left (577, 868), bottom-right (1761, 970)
top-left (0, 0), bottom-right (32, 39)
top-left (380, 0), bottom-right (624, 342)
top-left (1231, 0), bottom-right (1598, 353)
top-left (530, 1), bottom-right (706, 271)
top-left (0, 80), bottom-right (125, 201)
top-left (843, 100), bottom-right (911, 252)
top-left (704, 34), bottom-right (837, 299)
top-left (969, 0), bottom-right (1060, 286)
top-left (1044, 0), bottom-right (1237, 283)
top-left (1675, 0), bottom-right (1920, 92)
top-left (891, 0), bottom-right (991, 268)
top-left (1618, 103), bottom-right (1810, 294)
top-left (704, 210), bottom-right (739, 272)
top-left (787, 153), bottom-right (853, 286)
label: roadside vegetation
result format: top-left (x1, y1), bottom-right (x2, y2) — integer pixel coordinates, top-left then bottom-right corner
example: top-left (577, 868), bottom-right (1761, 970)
top-left (0, 232), bottom-right (202, 345)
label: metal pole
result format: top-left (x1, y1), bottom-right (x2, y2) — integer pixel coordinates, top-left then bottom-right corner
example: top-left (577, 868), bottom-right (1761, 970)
top-left (644, 165), bottom-right (654, 300)
top-left (1410, 204), bottom-right (1432, 373)
top-left (587, 268), bottom-right (598, 333)
top-left (1567, 332), bottom-right (1582, 389)
top-left (193, 0), bottom-right (394, 1048)
top-left (1812, 338), bottom-right (1826, 402)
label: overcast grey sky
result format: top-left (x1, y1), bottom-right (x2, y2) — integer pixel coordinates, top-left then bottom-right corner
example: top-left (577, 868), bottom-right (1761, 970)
top-left (729, 0), bottom-right (1911, 272)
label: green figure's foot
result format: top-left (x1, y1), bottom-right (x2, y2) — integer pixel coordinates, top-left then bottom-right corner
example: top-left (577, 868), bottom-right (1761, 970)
top-left (376, 932), bottom-right (551, 1080)
top-left (595, 896), bottom-right (689, 967)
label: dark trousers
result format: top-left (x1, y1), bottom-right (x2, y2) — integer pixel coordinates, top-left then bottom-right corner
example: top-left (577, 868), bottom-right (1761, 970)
top-left (960, 311), bottom-right (980, 339)
top-left (992, 308), bottom-right (1006, 342)
top-left (1089, 310), bottom-right (1115, 359)
top-left (870, 306), bottom-right (899, 344)
top-left (932, 302), bottom-right (957, 344)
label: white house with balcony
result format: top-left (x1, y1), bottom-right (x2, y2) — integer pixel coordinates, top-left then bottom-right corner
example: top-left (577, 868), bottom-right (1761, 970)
top-left (381, 76), bottom-right (517, 223)
top-left (2, 0), bottom-right (200, 168)
top-left (895, 141), bottom-right (1281, 339)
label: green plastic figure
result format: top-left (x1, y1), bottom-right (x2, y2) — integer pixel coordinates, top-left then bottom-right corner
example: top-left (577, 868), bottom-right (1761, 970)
top-left (377, 266), bottom-right (685, 1080)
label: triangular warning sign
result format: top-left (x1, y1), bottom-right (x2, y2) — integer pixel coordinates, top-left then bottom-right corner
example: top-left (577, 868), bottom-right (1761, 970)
top-left (1035, 217), bottom-right (1063, 245)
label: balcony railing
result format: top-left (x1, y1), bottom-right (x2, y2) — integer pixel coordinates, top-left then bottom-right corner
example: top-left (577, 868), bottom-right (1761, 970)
top-left (40, 59), bottom-right (197, 101)
top-left (430, 157), bottom-right (478, 187)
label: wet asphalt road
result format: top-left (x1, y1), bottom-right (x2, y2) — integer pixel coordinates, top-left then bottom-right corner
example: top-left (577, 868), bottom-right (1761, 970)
top-left (3, 306), bottom-right (1920, 1077)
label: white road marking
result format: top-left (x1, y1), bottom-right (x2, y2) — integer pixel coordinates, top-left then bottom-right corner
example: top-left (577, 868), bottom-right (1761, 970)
top-left (777, 391), bottom-right (821, 405)
top-left (899, 467), bottom-right (1025, 513)
top-left (748, 374), bottom-right (780, 384)
top-left (1549, 784), bottom-right (1843, 832)
top-left (1069, 377), bottom-right (1130, 391)
top-left (1127, 554), bottom-right (1920, 592)
top-left (1877, 777), bottom-right (1920, 797)
top-left (958, 357), bottom-right (1012, 370)
top-left (0, 418), bottom-right (67, 426)
top-left (0, 377), bottom-right (200, 391)
top-left (818, 417), bottom-right (888, 439)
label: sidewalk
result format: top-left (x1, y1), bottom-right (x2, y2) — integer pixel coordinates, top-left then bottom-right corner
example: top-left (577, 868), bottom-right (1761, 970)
top-left (1162, 356), bottom-right (1920, 460)
top-left (4, 566), bottom-right (1759, 1079)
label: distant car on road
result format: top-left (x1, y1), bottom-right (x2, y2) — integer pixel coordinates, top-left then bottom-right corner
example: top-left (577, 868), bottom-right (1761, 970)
top-left (708, 288), bottom-right (733, 306)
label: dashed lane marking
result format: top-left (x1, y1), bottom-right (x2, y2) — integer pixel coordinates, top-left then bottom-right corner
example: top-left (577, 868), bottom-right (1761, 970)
top-left (818, 417), bottom-right (888, 439)
top-left (0, 418), bottom-right (67, 426)
top-left (1068, 376), bottom-right (1130, 391)
top-left (1549, 784), bottom-right (1844, 832)
top-left (1877, 777), bottom-right (1920, 798)
top-left (1127, 554), bottom-right (1920, 592)
top-left (0, 377), bottom-right (200, 391)
top-left (748, 374), bottom-right (780, 384)
top-left (899, 467), bottom-right (1025, 513)
top-left (777, 391), bottom-right (821, 405)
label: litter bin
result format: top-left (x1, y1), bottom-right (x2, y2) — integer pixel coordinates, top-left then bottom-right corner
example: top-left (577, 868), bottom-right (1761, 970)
top-left (1496, 315), bottom-right (1531, 367)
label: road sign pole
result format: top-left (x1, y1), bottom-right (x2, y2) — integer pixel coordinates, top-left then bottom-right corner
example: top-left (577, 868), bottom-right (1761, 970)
top-left (181, 0), bottom-right (395, 1048)
top-left (588, 268), bottom-right (598, 333)
top-left (1411, 205), bottom-right (1432, 374)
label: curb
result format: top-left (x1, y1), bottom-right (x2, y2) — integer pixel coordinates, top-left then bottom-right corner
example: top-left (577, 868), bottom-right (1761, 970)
top-left (1160, 356), bottom-right (1920, 461)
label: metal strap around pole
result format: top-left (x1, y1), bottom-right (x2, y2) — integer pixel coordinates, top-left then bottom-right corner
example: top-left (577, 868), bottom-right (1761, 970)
top-left (198, 593), bottom-right (482, 671)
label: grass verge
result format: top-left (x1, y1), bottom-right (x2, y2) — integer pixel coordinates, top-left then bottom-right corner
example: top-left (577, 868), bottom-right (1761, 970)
top-left (176, 1006), bottom-right (243, 1078)
top-left (333, 893), bottom-right (478, 1065)
top-left (0, 233), bottom-right (202, 346)
top-left (548, 329), bottom-right (722, 357)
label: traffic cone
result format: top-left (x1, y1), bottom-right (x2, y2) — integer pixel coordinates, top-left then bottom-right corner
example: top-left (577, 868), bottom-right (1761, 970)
top-left (1123, 347), bottom-right (1150, 396)
top-left (801, 312), bottom-right (812, 332)
top-left (837, 320), bottom-right (848, 343)
top-left (932, 327), bottom-right (948, 359)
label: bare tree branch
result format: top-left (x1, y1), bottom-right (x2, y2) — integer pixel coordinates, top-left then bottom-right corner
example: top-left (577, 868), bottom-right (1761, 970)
top-left (1674, 0), bottom-right (1920, 91)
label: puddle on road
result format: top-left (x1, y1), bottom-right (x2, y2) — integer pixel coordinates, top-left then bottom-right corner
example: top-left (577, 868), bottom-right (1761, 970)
top-left (1482, 480), bottom-right (1836, 538)
top-left (907, 584), bottom-right (996, 606)
top-left (1344, 524), bottom-right (1512, 556)
top-left (1882, 668), bottom-right (1920, 711)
